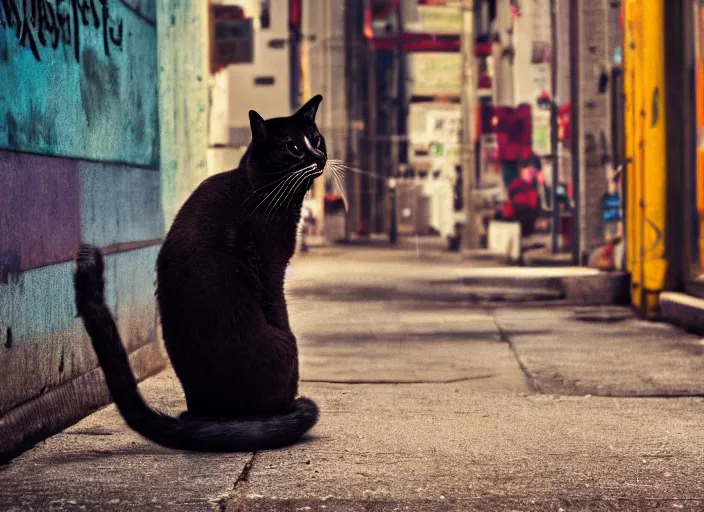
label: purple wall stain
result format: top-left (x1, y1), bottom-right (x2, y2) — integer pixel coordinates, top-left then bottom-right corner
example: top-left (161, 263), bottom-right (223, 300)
top-left (0, 150), bottom-right (81, 272)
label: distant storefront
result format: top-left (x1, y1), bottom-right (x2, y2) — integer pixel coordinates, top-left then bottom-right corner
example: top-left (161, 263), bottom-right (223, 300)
top-left (685, 0), bottom-right (704, 291)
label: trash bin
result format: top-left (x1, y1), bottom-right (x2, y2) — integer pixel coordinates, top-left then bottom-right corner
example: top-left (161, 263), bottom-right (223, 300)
top-left (324, 194), bottom-right (347, 242)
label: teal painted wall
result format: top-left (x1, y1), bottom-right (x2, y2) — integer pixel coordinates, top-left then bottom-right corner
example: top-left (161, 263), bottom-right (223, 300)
top-left (0, 246), bottom-right (158, 415)
top-left (79, 162), bottom-right (163, 247)
top-left (0, 0), bottom-right (212, 430)
top-left (157, 0), bottom-right (210, 226)
top-left (0, 0), bottom-right (160, 167)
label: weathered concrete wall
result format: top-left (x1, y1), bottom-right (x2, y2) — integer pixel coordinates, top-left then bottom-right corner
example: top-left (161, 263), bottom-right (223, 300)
top-left (158, 0), bottom-right (210, 226)
top-left (0, 0), bottom-right (161, 415)
top-left (0, 0), bottom-right (210, 457)
top-left (0, 0), bottom-right (160, 167)
top-left (0, 245), bottom-right (160, 415)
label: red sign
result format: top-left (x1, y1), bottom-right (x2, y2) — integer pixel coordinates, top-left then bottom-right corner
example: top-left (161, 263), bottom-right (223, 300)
top-left (289, 0), bottom-right (302, 27)
top-left (371, 33), bottom-right (460, 51)
top-left (478, 105), bottom-right (533, 161)
top-left (211, 5), bottom-right (253, 73)
top-left (558, 104), bottom-right (572, 143)
top-left (478, 73), bottom-right (492, 89)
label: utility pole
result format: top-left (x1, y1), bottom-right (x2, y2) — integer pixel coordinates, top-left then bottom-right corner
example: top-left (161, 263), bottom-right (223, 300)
top-left (343, 0), bottom-right (362, 238)
top-left (388, 0), bottom-right (405, 242)
top-left (388, 2), bottom-right (400, 239)
top-left (494, 0), bottom-right (514, 105)
top-left (550, 0), bottom-right (560, 254)
top-left (289, 0), bottom-right (301, 113)
top-left (396, 0), bottom-right (407, 173)
top-left (460, 0), bottom-right (479, 250)
top-left (363, 0), bottom-right (376, 236)
top-left (569, 0), bottom-right (582, 265)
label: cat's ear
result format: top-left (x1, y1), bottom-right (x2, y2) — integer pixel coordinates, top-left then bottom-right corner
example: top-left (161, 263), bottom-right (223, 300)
top-left (249, 110), bottom-right (267, 143)
top-left (295, 94), bottom-right (323, 122)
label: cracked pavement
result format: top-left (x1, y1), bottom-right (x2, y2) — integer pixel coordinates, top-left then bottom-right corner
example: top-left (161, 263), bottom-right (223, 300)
top-left (1, 239), bottom-right (703, 511)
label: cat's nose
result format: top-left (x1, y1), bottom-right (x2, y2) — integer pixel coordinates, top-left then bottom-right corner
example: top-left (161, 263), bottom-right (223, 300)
top-left (315, 154), bottom-right (327, 171)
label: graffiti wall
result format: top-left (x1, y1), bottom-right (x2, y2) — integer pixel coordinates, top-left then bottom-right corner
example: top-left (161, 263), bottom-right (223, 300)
top-left (0, 0), bottom-right (210, 455)
top-left (0, 0), bottom-right (159, 167)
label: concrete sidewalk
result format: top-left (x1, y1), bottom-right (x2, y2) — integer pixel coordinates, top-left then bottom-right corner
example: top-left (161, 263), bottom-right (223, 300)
top-left (1, 242), bottom-right (703, 511)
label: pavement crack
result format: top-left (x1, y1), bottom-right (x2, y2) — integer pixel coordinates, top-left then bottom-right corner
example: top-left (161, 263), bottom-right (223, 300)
top-left (301, 375), bottom-right (496, 385)
top-left (489, 310), bottom-right (543, 393)
top-left (214, 452), bottom-right (257, 511)
top-left (233, 452), bottom-right (257, 489)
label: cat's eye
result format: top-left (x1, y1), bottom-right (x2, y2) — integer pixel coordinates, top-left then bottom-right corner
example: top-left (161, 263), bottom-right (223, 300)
top-left (287, 141), bottom-right (303, 157)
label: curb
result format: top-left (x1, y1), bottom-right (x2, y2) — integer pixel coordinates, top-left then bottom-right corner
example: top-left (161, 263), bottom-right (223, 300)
top-left (454, 271), bottom-right (630, 305)
top-left (660, 292), bottom-right (704, 335)
top-left (0, 340), bottom-right (166, 463)
top-left (561, 272), bottom-right (631, 305)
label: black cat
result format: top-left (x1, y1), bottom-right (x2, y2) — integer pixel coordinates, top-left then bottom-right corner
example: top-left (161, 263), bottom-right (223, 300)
top-left (73, 95), bottom-right (327, 452)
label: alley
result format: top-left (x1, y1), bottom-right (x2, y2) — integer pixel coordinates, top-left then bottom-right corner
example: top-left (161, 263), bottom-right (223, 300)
top-left (1, 240), bottom-right (703, 511)
top-left (5, 0), bottom-right (704, 510)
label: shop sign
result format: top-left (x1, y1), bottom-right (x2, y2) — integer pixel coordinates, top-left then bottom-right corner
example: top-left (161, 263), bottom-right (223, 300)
top-left (410, 53), bottom-right (462, 97)
top-left (407, 4), bottom-right (462, 34)
top-left (211, 5), bottom-right (254, 73)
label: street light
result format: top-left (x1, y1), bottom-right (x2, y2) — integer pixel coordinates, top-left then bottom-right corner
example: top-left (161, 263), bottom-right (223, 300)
top-left (460, 0), bottom-right (479, 250)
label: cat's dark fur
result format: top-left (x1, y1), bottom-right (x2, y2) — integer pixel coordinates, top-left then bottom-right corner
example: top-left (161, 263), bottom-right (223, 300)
top-left (73, 95), bottom-right (327, 452)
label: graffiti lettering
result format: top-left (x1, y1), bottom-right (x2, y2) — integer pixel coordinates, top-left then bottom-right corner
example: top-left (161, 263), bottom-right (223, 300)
top-left (0, 0), bottom-right (123, 62)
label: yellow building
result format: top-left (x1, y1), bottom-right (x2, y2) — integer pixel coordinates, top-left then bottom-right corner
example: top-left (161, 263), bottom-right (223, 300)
top-left (622, 0), bottom-right (668, 317)
top-left (624, 0), bottom-right (704, 317)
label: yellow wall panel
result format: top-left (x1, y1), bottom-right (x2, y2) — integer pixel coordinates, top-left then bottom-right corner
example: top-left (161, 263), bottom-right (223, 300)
top-left (624, 0), bottom-right (668, 316)
top-left (696, 7), bottom-right (704, 271)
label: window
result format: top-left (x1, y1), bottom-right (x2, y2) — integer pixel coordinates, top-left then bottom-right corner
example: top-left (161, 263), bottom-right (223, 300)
top-left (260, 0), bottom-right (271, 29)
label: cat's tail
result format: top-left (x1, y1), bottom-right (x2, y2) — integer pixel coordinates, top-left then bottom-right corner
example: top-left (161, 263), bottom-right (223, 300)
top-left (73, 244), bottom-right (318, 452)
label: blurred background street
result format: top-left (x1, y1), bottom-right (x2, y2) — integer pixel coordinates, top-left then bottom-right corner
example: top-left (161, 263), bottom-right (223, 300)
top-left (3, 0), bottom-right (704, 509)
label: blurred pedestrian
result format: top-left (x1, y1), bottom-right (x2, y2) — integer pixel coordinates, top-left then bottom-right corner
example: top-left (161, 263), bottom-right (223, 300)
top-left (499, 153), bottom-right (542, 236)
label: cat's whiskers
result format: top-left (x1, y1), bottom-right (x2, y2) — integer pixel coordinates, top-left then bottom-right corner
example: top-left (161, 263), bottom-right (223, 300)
top-left (250, 158), bottom-right (368, 221)
top-left (263, 167), bottom-right (312, 218)
top-left (261, 165), bottom-right (318, 222)
top-left (243, 171), bottom-right (300, 206)
top-left (251, 175), bottom-right (297, 215)
top-left (251, 171), bottom-right (305, 216)
top-left (331, 171), bottom-right (349, 212)
top-left (280, 168), bottom-right (320, 219)
top-left (274, 169), bottom-right (318, 223)
top-left (263, 170), bottom-right (309, 221)
top-left (248, 163), bottom-right (317, 214)
top-left (244, 162), bottom-right (319, 206)
top-left (325, 161), bottom-right (350, 212)
top-left (327, 159), bottom-right (385, 182)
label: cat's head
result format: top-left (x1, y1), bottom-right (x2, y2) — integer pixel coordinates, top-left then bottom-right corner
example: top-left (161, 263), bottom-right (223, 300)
top-left (246, 95), bottom-right (327, 191)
